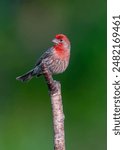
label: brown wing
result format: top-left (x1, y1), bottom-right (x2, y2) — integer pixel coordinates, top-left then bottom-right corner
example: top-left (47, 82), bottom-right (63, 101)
top-left (35, 47), bottom-right (53, 67)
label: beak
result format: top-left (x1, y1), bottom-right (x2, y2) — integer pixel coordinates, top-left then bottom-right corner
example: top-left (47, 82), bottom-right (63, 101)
top-left (52, 38), bottom-right (59, 44)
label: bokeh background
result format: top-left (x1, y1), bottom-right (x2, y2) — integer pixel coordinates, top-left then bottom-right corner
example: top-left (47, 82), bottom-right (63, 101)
top-left (0, 0), bottom-right (106, 150)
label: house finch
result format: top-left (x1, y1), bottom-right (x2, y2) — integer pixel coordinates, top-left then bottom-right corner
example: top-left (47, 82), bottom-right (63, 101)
top-left (16, 34), bottom-right (71, 82)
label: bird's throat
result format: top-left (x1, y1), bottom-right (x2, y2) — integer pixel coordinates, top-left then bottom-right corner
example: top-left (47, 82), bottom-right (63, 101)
top-left (54, 45), bottom-right (70, 60)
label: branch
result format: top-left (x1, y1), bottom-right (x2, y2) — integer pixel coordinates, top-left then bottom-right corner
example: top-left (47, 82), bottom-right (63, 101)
top-left (41, 63), bottom-right (65, 150)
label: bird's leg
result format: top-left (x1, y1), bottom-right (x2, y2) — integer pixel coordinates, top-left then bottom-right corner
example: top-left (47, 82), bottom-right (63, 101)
top-left (41, 62), bottom-right (60, 95)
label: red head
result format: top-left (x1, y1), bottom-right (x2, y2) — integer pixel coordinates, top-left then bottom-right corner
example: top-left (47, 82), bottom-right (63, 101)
top-left (52, 34), bottom-right (70, 50)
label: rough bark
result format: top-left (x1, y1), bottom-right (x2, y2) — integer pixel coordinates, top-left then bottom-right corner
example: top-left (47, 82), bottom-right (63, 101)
top-left (41, 63), bottom-right (65, 150)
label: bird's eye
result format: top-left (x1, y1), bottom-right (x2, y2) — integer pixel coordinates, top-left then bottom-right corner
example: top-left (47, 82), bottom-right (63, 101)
top-left (60, 39), bottom-right (63, 42)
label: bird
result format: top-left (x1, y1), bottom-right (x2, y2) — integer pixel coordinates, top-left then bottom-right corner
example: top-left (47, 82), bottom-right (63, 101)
top-left (16, 34), bottom-right (71, 82)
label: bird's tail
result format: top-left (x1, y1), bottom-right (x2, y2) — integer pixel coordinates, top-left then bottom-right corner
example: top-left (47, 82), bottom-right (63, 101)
top-left (16, 69), bottom-right (34, 82)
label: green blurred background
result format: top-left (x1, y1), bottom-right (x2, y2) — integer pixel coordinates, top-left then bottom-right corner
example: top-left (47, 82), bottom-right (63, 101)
top-left (0, 0), bottom-right (106, 150)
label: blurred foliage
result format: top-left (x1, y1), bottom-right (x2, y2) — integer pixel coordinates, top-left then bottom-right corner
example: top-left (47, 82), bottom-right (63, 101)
top-left (0, 0), bottom-right (106, 150)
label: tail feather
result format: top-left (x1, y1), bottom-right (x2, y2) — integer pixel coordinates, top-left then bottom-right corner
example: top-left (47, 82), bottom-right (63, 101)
top-left (16, 69), bottom-right (34, 82)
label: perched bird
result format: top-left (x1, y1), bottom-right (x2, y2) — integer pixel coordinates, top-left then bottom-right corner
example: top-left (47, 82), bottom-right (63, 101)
top-left (16, 34), bottom-right (71, 82)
